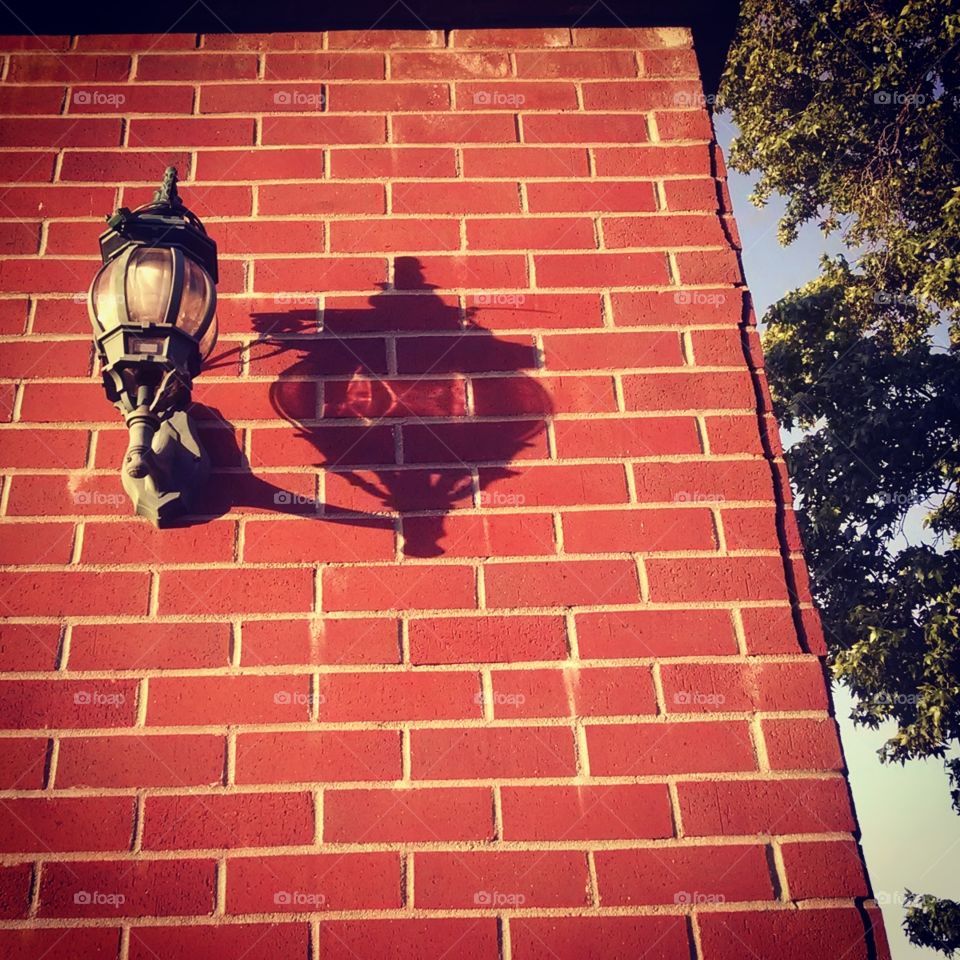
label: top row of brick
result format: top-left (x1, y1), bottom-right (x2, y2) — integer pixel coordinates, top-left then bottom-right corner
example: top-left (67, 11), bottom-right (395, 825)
top-left (1, 27), bottom-right (692, 53)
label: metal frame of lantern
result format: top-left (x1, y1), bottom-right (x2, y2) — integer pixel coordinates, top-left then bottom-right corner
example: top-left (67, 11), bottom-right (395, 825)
top-left (88, 166), bottom-right (219, 526)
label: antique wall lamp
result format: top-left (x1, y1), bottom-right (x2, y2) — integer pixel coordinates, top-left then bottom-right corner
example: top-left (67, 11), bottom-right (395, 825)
top-left (88, 167), bottom-right (219, 526)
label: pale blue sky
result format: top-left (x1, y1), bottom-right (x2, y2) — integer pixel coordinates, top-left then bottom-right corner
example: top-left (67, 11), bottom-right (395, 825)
top-left (713, 117), bottom-right (960, 959)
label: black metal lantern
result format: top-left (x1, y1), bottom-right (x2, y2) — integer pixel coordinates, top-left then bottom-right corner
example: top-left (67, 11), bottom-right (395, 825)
top-left (89, 167), bottom-right (219, 525)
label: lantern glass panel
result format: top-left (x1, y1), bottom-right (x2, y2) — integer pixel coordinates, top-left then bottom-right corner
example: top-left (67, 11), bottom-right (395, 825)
top-left (125, 247), bottom-right (174, 326)
top-left (198, 312), bottom-right (218, 359)
top-left (90, 257), bottom-right (123, 334)
top-left (176, 256), bottom-right (214, 339)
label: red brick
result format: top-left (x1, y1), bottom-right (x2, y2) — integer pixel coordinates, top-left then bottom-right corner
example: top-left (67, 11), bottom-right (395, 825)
top-left (0, 928), bottom-right (121, 960)
top-left (324, 468), bottom-right (472, 513)
top-left (199, 83), bottom-right (327, 114)
top-left (393, 113), bottom-right (517, 143)
top-left (463, 146), bottom-right (589, 177)
top-left (597, 844), bottom-right (773, 904)
top-left (0, 151), bottom-right (55, 186)
top-left (417, 850), bottom-right (588, 908)
top-left (7, 54), bottom-right (129, 82)
top-left (0, 521), bottom-right (75, 564)
top-left (401, 419), bottom-right (549, 464)
top-left (503, 784), bottom-right (672, 841)
top-left (473, 374), bottom-right (617, 414)
top-left (226, 852), bottom-right (401, 912)
top-left (0, 624), bottom-right (62, 672)
top-left (158, 567), bottom-right (313, 615)
top-left (409, 615), bottom-right (567, 664)
top-left (677, 248), bottom-right (741, 285)
top-left (738, 607), bottom-right (807, 655)
top-left (554, 416), bottom-right (700, 458)
top-left (516, 49), bottom-right (637, 77)
top-left (254, 256), bottom-right (386, 292)
top-left (0, 118), bottom-right (121, 147)
top-left (576, 609), bottom-right (738, 658)
top-left (457, 81), bottom-right (577, 110)
top-left (243, 518), bottom-right (395, 563)
top-left (325, 292), bottom-right (460, 331)
top-left (663, 177), bottom-right (722, 211)
top-left (781, 840), bottom-right (868, 899)
top-left (468, 216), bottom-right (596, 250)
top-left (513, 916), bottom-right (689, 960)
top-left (81, 520), bottom-right (236, 564)
top-left (264, 52), bottom-right (385, 79)
top-left (679, 778), bottom-right (856, 835)
top-left (241, 617), bottom-right (400, 666)
top-left (525, 113), bottom-right (648, 143)
top-left (647, 556), bottom-right (788, 602)
top-left (207, 219), bottom-right (325, 255)
top-left (656, 108), bottom-right (714, 140)
top-left (699, 909), bottom-right (869, 960)
top-left (57, 734), bottom-right (224, 788)
top-left (323, 380), bottom-right (464, 419)
top-left (451, 27), bottom-right (570, 47)
top-left (0, 797), bottom-right (133, 852)
top-left (0, 85), bottom-right (64, 114)
top-left (318, 671), bottom-right (481, 721)
top-left (39, 859), bottom-right (215, 917)
top-left (235, 729), bottom-right (401, 784)
top-left (562, 507), bottom-right (716, 553)
top-left (195, 147), bottom-right (325, 180)
top-left (590, 720), bottom-right (756, 775)
top-left (485, 558), bottom-right (639, 608)
top-left (584, 79), bottom-right (699, 110)
top-left (491, 665), bottom-right (656, 717)
top-left (0, 35), bottom-right (71, 50)
top-left (572, 27), bottom-right (690, 47)
top-left (137, 53), bottom-right (257, 80)
top-left (76, 33), bottom-right (195, 50)
top-left (0, 678), bottom-right (136, 729)
top-left (142, 792), bottom-right (314, 849)
top-left (391, 51), bottom-right (509, 79)
top-left (643, 48), bottom-right (701, 76)
top-left (611, 288), bottom-right (743, 326)
top-left (544, 330), bottom-right (682, 369)
top-left (527, 180), bottom-right (657, 214)
top-left (603, 213), bottom-right (727, 249)
top-left (630, 459), bottom-right (770, 504)
top-left (128, 118), bottom-right (254, 147)
top-left (763, 717), bottom-right (844, 771)
top-left (131, 924), bottom-right (308, 960)
top-left (394, 253), bottom-right (527, 289)
top-left (0, 298), bottom-right (30, 335)
top-left (0, 736), bottom-right (48, 790)
top-left (0, 220), bottom-right (39, 254)
top-left (593, 143), bottom-right (710, 177)
top-left (662, 659), bottom-right (827, 713)
top-left (394, 180), bottom-right (520, 214)
top-left (536, 252), bottom-right (668, 287)
top-left (246, 334), bottom-right (387, 375)
top-left (261, 115), bottom-right (386, 145)
top-left (412, 726), bottom-right (576, 778)
top-left (68, 622), bottom-right (229, 670)
top-left (478, 463), bottom-right (629, 508)
top-left (397, 333), bottom-right (535, 373)
top-left (323, 564), bottom-right (476, 612)
top-left (69, 84), bottom-right (193, 114)
top-left (329, 146), bottom-right (456, 178)
top-left (325, 787), bottom-right (494, 841)
top-left (0, 571), bottom-right (149, 617)
top-left (623, 371), bottom-right (756, 410)
top-left (329, 217), bottom-right (460, 252)
top-left (0, 863), bottom-right (32, 918)
top-left (405, 512), bottom-right (554, 559)
top-left (0, 257), bottom-right (99, 293)
top-left (328, 30), bottom-right (442, 49)
top-left (148, 675), bottom-right (312, 725)
top-left (327, 82), bottom-right (449, 112)
top-left (320, 920), bottom-right (497, 960)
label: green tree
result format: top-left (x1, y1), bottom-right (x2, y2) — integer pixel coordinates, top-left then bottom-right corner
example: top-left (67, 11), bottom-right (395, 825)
top-left (718, 0), bottom-right (960, 952)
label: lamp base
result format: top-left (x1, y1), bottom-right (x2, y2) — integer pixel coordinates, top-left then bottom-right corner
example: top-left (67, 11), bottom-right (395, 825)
top-left (121, 410), bottom-right (209, 526)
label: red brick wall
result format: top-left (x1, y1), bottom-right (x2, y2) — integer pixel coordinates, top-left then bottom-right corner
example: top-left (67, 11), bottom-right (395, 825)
top-left (0, 27), bottom-right (888, 960)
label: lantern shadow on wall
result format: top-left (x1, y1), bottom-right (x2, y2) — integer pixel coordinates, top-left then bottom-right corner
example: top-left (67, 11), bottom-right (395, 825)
top-left (190, 257), bottom-right (554, 558)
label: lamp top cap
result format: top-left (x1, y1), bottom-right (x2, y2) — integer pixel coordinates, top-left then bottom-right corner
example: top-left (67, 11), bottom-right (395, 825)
top-left (153, 166), bottom-right (184, 209)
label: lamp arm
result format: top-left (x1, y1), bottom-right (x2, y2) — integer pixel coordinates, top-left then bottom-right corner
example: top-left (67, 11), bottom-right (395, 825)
top-left (123, 383), bottom-right (161, 479)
